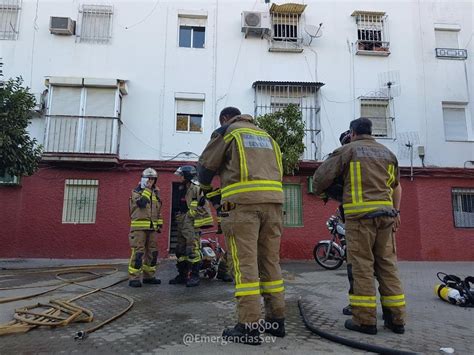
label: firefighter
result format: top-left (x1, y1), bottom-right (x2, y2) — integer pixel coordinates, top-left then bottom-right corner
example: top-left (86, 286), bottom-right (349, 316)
top-left (128, 168), bottom-right (163, 288)
top-left (313, 118), bottom-right (406, 335)
top-left (197, 106), bottom-right (286, 345)
top-left (169, 165), bottom-right (214, 287)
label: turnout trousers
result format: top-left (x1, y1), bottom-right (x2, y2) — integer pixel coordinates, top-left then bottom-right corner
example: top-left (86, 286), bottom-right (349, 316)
top-left (221, 203), bottom-right (285, 323)
top-left (128, 230), bottom-right (159, 280)
top-left (345, 216), bottom-right (406, 326)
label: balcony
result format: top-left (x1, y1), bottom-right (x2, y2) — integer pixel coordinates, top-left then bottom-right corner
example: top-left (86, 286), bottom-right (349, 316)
top-left (355, 40), bottom-right (390, 56)
top-left (43, 115), bottom-right (120, 163)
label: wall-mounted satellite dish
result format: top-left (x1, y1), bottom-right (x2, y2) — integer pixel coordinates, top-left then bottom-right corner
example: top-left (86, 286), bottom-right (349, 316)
top-left (305, 23), bottom-right (323, 45)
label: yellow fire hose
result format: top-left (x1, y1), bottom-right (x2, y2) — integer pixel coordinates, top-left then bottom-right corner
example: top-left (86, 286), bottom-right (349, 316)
top-left (0, 264), bottom-right (134, 339)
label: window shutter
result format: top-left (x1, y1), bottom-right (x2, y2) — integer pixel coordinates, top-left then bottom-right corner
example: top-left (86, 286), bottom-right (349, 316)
top-left (176, 99), bottom-right (203, 115)
top-left (443, 107), bottom-right (467, 140)
top-left (178, 16), bottom-right (207, 27)
top-left (50, 87), bottom-right (82, 115)
top-left (435, 30), bottom-right (459, 48)
top-left (85, 88), bottom-right (116, 116)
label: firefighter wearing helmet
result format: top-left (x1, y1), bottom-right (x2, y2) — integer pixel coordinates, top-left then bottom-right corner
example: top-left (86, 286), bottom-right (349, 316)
top-left (169, 165), bottom-right (214, 287)
top-left (128, 168), bottom-right (163, 287)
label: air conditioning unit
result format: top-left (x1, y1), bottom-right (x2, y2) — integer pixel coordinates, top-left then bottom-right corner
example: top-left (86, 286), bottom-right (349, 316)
top-left (49, 17), bottom-right (76, 35)
top-left (241, 11), bottom-right (270, 37)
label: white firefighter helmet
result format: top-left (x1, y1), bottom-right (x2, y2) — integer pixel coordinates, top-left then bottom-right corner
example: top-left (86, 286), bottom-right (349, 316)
top-left (142, 168), bottom-right (158, 179)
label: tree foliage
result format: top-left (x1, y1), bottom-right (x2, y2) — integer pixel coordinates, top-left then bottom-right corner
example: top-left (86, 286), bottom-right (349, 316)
top-left (0, 77), bottom-right (42, 177)
top-left (254, 104), bottom-right (306, 175)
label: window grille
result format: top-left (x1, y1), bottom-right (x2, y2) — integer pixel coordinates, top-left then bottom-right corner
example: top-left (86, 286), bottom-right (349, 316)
top-left (176, 99), bottom-right (204, 132)
top-left (79, 4), bottom-right (113, 44)
top-left (253, 81), bottom-right (323, 160)
top-left (0, 0), bottom-right (20, 40)
top-left (452, 188), bottom-right (474, 228)
top-left (352, 11), bottom-right (390, 55)
top-left (283, 184), bottom-right (303, 227)
top-left (360, 98), bottom-right (392, 138)
top-left (62, 179), bottom-right (99, 223)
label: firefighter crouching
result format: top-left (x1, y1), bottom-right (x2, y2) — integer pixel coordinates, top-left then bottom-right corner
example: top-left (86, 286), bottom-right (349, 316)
top-left (169, 165), bottom-right (214, 287)
top-left (128, 168), bottom-right (163, 288)
top-left (198, 106), bottom-right (286, 345)
top-left (313, 118), bottom-right (406, 335)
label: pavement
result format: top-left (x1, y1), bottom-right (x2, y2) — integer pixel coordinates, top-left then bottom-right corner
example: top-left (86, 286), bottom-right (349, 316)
top-left (0, 259), bottom-right (473, 354)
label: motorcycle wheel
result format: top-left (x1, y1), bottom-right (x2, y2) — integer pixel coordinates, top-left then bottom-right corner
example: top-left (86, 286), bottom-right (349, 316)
top-left (313, 242), bottom-right (344, 270)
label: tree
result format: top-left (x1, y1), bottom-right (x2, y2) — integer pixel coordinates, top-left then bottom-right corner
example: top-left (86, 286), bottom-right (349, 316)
top-left (0, 77), bottom-right (42, 177)
top-left (254, 104), bottom-right (306, 175)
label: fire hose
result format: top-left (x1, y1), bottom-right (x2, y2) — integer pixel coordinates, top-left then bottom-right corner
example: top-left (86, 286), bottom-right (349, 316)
top-left (0, 264), bottom-right (133, 339)
top-left (298, 299), bottom-right (418, 355)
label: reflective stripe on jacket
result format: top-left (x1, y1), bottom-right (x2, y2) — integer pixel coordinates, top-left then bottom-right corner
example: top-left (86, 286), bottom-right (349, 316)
top-left (197, 115), bottom-right (283, 205)
top-left (312, 135), bottom-right (399, 220)
top-left (183, 182), bottom-right (214, 229)
top-left (129, 186), bottom-right (163, 231)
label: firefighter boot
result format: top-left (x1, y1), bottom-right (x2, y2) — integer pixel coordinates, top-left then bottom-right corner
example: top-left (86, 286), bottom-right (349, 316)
top-left (169, 261), bottom-right (188, 285)
top-left (383, 308), bottom-right (405, 334)
top-left (265, 318), bottom-right (285, 338)
top-left (128, 280), bottom-right (142, 288)
top-left (344, 319), bottom-right (377, 335)
top-left (186, 262), bottom-right (200, 287)
top-left (143, 277), bottom-right (161, 285)
top-left (342, 305), bottom-right (352, 315)
top-left (222, 323), bottom-right (262, 345)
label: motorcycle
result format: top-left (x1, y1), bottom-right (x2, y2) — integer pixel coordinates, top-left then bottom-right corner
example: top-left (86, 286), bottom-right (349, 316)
top-left (199, 230), bottom-right (227, 279)
top-left (313, 214), bottom-right (346, 270)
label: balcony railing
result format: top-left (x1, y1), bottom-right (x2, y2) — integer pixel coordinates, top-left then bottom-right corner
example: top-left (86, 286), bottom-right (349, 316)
top-left (356, 40), bottom-right (390, 56)
top-left (43, 115), bottom-right (120, 157)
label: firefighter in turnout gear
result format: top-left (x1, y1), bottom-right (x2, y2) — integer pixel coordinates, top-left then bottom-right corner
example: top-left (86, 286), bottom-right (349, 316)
top-left (197, 107), bottom-right (286, 345)
top-left (313, 118), bottom-right (406, 335)
top-left (128, 168), bottom-right (163, 288)
top-left (169, 165), bottom-right (214, 287)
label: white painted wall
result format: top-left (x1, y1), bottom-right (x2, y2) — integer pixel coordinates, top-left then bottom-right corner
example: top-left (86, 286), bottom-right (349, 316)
top-left (1, 0), bottom-right (473, 167)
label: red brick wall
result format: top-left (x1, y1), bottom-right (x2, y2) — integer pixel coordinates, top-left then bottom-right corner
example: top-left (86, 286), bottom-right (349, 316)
top-left (0, 167), bottom-right (473, 260)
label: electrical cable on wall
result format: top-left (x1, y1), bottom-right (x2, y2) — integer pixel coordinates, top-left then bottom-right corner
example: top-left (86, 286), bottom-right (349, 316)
top-left (124, 0), bottom-right (160, 29)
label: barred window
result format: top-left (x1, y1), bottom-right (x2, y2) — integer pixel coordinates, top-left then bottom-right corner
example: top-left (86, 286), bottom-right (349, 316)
top-left (0, 0), bottom-right (21, 40)
top-left (452, 188), bottom-right (474, 228)
top-left (351, 11), bottom-right (390, 55)
top-left (79, 4), bottom-right (113, 44)
top-left (283, 184), bottom-right (303, 227)
top-left (62, 179), bottom-right (99, 223)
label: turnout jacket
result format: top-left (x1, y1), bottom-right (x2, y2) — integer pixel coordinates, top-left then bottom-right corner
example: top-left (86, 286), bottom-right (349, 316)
top-left (197, 115), bottom-right (284, 205)
top-left (313, 135), bottom-right (400, 220)
top-left (129, 186), bottom-right (163, 231)
top-left (181, 182), bottom-right (214, 229)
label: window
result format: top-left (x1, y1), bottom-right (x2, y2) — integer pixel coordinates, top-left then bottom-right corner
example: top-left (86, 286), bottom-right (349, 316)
top-left (360, 98), bottom-right (392, 138)
top-left (269, 3), bottom-right (306, 52)
top-left (452, 188), bottom-right (474, 228)
top-left (79, 4), bottom-right (113, 43)
top-left (45, 85), bottom-right (120, 154)
top-left (0, 0), bottom-right (20, 40)
top-left (283, 184), bottom-right (303, 227)
top-left (175, 99), bottom-right (203, 132)
top-left (0, 171), bottom-right (20, 185)
top-left (435, 29), bottom-right (459, 49)
top-left (178, 15), bottom-right (206, 48)
top-left (62, 179), bottom-right (99, 224)
top-left (442, 103), bottom-right (472, 141)
top-left (352, 11), bottom-right (390, 55)
top-left (253, 81), bottom-right (323, 160)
